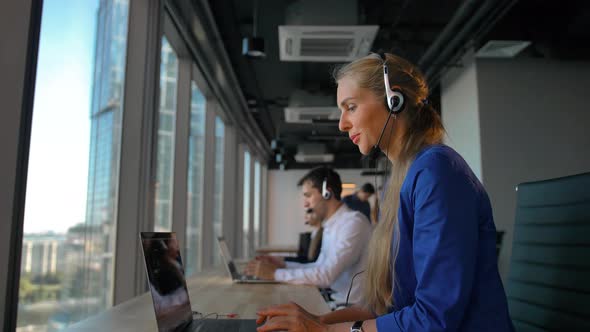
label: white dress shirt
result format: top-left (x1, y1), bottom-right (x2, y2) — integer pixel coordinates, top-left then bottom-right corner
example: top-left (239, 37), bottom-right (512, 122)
top-left (274, 204), bottom-right (372, 304)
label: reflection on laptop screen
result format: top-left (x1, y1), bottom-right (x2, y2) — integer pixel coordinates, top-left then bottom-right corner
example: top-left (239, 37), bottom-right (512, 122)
top-left (141, 232), bottom-right (192, 332)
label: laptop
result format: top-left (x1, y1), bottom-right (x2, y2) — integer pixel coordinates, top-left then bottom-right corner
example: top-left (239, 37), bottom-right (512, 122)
top-left (140, 232), bottom-right (258, 332)
top-left (217, 236), bottom-right (280, 284)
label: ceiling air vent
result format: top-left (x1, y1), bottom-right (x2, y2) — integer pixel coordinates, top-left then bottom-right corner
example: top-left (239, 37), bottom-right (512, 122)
top-left (284, 107), bottom-right (340, 124)
top-left (294, 154), bottom-right (335, 163)
top-left (294, 143), bottom-right (334, 163)
top-left (279, 25), bottom-right (378, 62)
top-left (476, 40), bottom-right (531, 58)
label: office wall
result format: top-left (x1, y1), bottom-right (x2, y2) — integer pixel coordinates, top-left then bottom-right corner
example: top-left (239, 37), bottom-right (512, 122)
top-left (477, 58), bottom-right (590, 279)
top-left (441, 52), bottom-right (483, 181)
top-left (442, 57), bottom-right (590, 279)
top-left (267, 169), bottom-right (376, 245)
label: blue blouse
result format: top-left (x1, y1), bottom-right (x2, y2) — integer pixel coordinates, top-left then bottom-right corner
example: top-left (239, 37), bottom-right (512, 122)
top-left (376, 145), bottom-right (514, 331)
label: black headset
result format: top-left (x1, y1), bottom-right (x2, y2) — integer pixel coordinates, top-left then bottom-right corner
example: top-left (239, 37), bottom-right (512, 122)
top-left (365, 53), bottom-right (406, 161)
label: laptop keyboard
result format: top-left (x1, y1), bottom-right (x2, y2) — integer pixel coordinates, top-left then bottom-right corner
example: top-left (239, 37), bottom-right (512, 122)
top-left (240, 275), bottom-right (260, 281)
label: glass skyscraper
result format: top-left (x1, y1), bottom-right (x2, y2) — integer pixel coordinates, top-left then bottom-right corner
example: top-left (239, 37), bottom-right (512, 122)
top-left (83, 0), bottom-right (129, 313)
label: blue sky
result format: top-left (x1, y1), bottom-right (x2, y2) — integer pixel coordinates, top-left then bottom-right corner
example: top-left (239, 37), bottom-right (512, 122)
top-left (24, 0), bottom-right (99, 233)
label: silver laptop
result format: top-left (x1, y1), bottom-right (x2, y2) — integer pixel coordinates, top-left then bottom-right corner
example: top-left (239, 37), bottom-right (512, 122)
top-left (140, 232), bottom-right (257, 332)
top-left (217, 236), bottom-right (280, 284)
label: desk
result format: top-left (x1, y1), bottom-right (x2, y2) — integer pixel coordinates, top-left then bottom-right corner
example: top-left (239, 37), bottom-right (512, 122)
top-left (255, 244), bottom-right (299, 255)
top-left (65, 268), bottom-right (330, 331)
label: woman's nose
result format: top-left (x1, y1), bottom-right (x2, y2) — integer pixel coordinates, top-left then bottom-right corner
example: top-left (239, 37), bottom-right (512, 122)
top-left (339, 113), bottom-right (350, 132)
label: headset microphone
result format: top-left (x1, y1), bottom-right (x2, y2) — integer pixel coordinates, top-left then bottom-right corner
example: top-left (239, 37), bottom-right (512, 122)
top-left (364, 106), bottom-right (394, 162)
top-left (304, 208), bottom-right (313, 224)
top-left (364, 54), bottom-right (406, 162)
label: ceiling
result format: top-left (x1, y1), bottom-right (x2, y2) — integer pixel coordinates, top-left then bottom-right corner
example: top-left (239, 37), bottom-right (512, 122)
top-left (206, 0), bottom-right (590, 169)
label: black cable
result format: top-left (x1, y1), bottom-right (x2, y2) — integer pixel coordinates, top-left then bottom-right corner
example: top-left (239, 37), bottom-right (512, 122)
top-left (192, 311), bottom-right (239, 324)
top-left (345, 270), bottom-right (366, 307)
top-left (385, 112), bottom-right (395, 177)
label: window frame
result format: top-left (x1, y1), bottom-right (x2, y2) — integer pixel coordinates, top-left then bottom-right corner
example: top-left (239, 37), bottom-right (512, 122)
top-left (221, 123), bottom-right (239, 259)
top-left (260, 163), bottom-right (269, 246)
top-left (163, 14), bottom-right (191, 248)
top-left (241, 147), bottom-right (253, 257)
top-left (183, 75), bottom-right (208, 275)
top-left (1, 1), bottom-right (43, 330)
top-left (112, 0), bottom-right (163, 304)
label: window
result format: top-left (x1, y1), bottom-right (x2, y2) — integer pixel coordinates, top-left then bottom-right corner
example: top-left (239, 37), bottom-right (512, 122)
top-left (253, 160), bottom-right (262, 249)
top-left (154, 36), bottom-right (178, 232)
top-left (17, 0), bottom-right (129, 329)
top-left (260, 164), bottom-right (268, 245)
top-left (211, 117), bottom-right (225, 264)
top-left (242, 151), bottom-right (251, 257)
top-left (185, 82), bottom-right (206, 276)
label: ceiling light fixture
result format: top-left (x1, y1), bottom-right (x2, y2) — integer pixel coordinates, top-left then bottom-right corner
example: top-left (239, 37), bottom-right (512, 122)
top-left (243, 0), bottom-right (266, 58)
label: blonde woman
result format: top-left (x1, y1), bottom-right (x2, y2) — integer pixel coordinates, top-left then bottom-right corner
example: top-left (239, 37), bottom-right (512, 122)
top-left (255, 53), bottom-right (514, 332)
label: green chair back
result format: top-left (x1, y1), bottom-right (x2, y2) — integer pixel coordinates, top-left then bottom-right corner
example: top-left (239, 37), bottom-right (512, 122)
top-left (507, 172), bottom-right (590, 331)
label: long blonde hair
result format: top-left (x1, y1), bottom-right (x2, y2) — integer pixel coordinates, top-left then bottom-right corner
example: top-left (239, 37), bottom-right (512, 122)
top-left (334, 53), bottom-right (445, 314)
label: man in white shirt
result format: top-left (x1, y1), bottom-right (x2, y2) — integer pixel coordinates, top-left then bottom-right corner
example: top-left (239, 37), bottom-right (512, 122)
top-left (245, 167), bottom-right (372, 304)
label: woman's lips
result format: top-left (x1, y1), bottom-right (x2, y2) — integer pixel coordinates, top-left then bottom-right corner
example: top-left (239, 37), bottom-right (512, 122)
top-left (350, 134), bottom-right (360, 144)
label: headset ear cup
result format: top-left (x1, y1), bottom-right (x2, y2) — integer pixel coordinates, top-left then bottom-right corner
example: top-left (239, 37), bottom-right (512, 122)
top-left (322, 178), bottom-right (332, 200)
top-left (390, 96), bottom-right (398, 111)
top-left (390, 89), bottom-right (405, 114)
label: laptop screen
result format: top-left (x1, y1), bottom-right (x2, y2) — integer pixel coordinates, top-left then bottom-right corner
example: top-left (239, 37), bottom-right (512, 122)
top-left (141, 232), bottom-right (192, 332)
top-left (217, 237), bottom-right (239, 278)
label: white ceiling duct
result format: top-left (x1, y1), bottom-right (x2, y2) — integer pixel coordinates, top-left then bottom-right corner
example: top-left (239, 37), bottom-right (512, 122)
top-left (284, 106), bottom-right (340, 124)
top-left (284, 89), bottom-right (339, 123)
top-left (294, 143), bottom-right (334, 163)
top-left (294, 154), bottom-right (335, 163)
top-left (279, 0), bottom-right (378, 62)
top-left (279, 25), bottom-right (379, 62)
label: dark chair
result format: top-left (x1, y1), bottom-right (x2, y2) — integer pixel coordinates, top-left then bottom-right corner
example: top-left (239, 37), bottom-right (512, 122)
top-left (284, 232), bottom-right (311, 264)
top-left (297, 232), bottom-right (312, 258)
top-left (506, 172), bottom-right (590, 331)
top-left (496, 230), bottom-right (505, 261)
top-left (285, 229), bottom-right (322, 264)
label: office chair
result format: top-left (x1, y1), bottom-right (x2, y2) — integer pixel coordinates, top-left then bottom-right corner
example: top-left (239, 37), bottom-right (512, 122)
top-left (496, 230), bottom-right (505, 261)
top-left (506, 172), bottom-right (590, 331)
top-left (297, 232), bottom-right (312, 258)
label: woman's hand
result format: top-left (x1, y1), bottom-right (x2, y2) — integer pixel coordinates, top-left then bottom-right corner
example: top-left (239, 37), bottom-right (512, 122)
top-left (256, 302), bottom-right (331, 332)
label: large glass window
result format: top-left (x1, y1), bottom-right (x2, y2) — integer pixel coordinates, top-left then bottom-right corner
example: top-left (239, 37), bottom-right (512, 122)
top-left (242, 151), bottom-right (251, 257)
top-left (253, 160), bottom-right (262, 249)
top-left (211, 117), bottom-right (225, 265)
top-left (154, 36), bottom-right (178, 232)
top-left (185, 82), bottom-right (206, 276)
top-left (18, 0), bottom-right (129, 329)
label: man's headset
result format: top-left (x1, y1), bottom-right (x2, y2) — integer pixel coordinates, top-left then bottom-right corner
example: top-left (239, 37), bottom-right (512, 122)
top-left (304, 176), bottom-right (331, 224)
top-left (365, 53), bottom-right (406, 161)
top-left (321, 177), bottom-right (332, 200)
